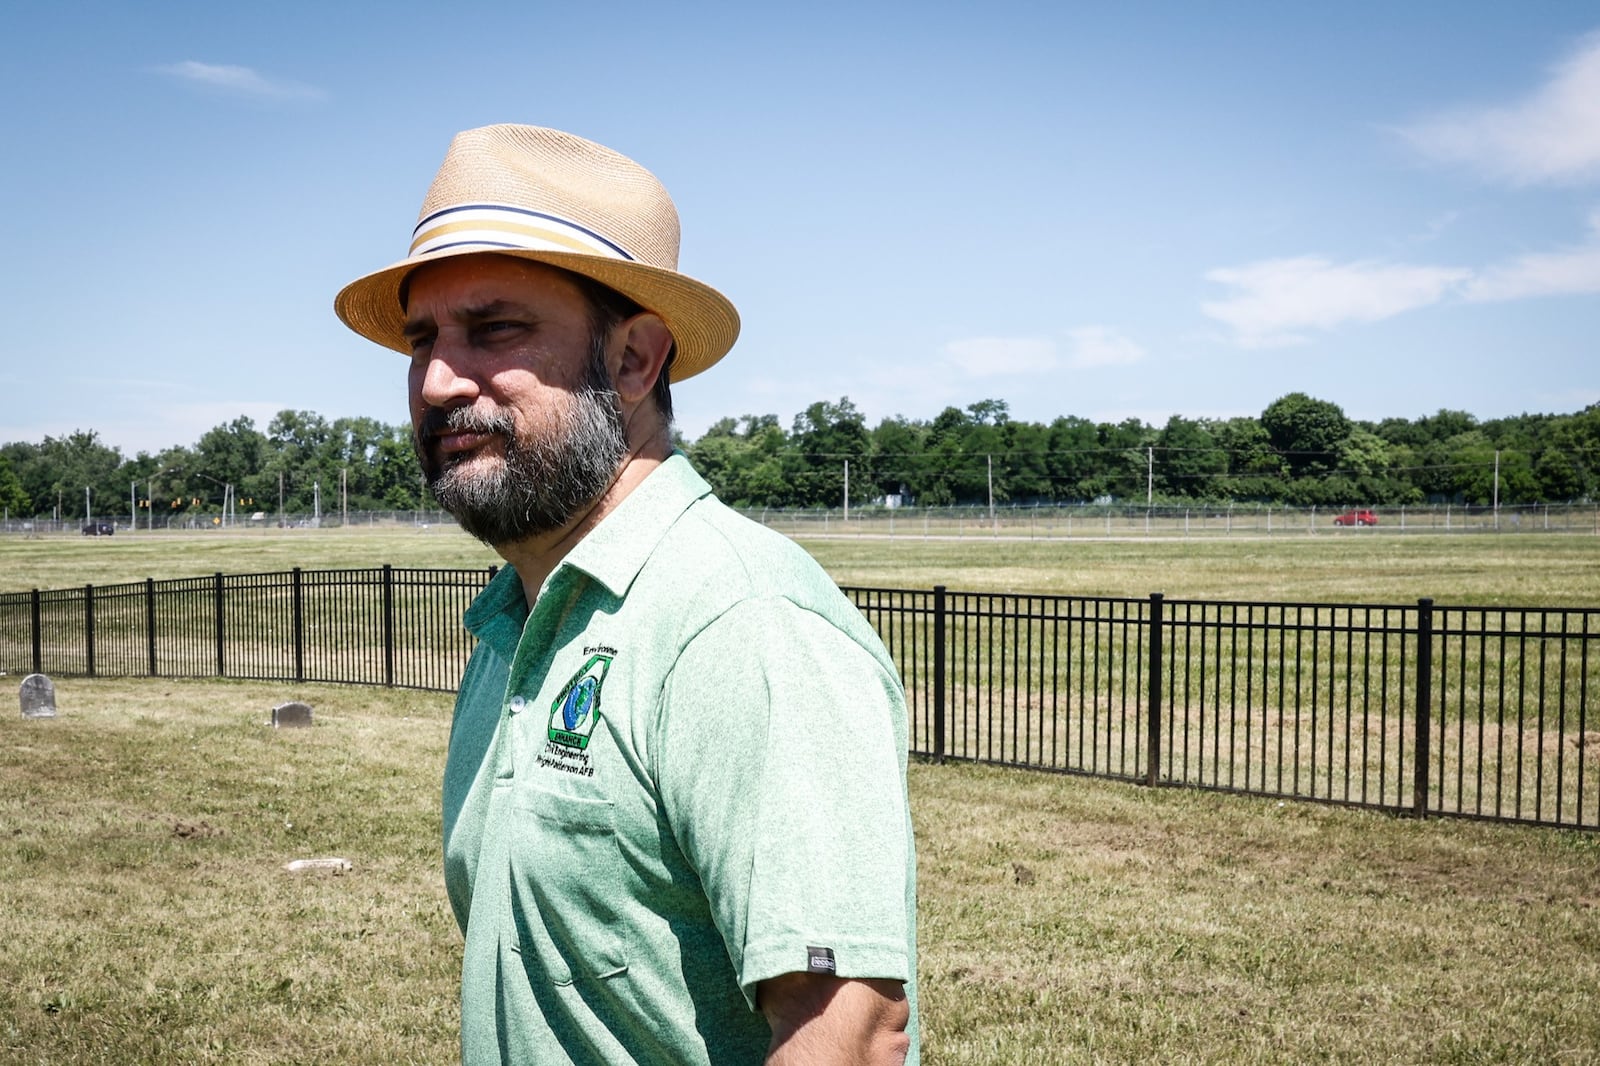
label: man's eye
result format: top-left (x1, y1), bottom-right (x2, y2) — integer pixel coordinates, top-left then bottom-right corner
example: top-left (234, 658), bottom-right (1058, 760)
top-left (479, 320), bottom-right (522, 338)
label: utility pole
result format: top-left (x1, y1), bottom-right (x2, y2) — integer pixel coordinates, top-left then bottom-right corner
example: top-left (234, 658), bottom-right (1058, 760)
top-left (342, 467), bottom-right (348, 527)
top-left (1147, 447), bottom-right (1154, 506)
top-left (130, 481), bottom-right (135, 529)
top-left (987, 454), bottom-right (994, 523)
top-left (1493, 450), bottom-right (1500, 530)
top-left (84, 486), bottom-right (91, 527)
top-left (842, 460), bottom-right (849, 522)
top-left (278, 472), bottom-right (284, 527)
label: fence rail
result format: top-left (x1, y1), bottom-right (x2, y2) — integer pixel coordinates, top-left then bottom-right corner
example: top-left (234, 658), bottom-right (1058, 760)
top-left (4, 570), bottom-right (1596, 830)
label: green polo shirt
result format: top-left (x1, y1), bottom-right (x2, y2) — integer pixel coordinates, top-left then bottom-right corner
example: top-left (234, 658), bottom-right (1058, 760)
top-left (442, 454), bottom-right (919, 1065)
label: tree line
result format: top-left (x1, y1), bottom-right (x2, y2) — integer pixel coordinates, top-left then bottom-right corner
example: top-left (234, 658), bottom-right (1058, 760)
top-left (2, 393), bottom-right (1598, 522)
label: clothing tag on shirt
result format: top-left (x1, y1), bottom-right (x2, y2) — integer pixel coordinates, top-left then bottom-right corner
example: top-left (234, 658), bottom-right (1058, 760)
top-left (806, 946), bottom-right (836, 975)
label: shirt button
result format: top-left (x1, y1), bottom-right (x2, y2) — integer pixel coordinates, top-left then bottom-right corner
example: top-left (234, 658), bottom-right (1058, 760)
top-left (508, 695), bottom-right (525, 714)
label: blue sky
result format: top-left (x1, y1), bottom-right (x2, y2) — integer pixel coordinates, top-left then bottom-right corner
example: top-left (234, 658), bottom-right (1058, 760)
top-left (3, 2), bottom-right (1597, 456)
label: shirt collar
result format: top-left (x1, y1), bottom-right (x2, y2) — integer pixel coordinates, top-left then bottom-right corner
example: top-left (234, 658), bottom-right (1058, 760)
top-left (462, 563), bottom-right (528, 662)
top-left (557, 451), bottom-right (711, 599)
top-left (460, 452), bottom-right (712, 653)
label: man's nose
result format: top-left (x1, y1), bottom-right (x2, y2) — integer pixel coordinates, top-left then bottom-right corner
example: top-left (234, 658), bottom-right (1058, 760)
top-left (416, 350), bottom-right (478, 408)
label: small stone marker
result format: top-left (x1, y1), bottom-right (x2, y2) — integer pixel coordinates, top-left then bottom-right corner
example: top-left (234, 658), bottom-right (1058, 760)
top-left (272, 700), bottom-right (313, 729)
top-left (20, 674), bottom-right (56, 719)
top-left (284, 857), bottom-right (352, 874)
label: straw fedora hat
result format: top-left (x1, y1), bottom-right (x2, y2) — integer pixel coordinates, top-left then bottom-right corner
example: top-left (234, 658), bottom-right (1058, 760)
top-left (335, 124), bottom-right (739, 383)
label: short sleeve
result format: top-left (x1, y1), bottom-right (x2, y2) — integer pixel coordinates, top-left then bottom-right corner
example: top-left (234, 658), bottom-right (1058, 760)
top-left (655, 596), bottom-right (914, 1007)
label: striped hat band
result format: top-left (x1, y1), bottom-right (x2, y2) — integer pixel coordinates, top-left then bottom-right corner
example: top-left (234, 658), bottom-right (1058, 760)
top-left (409, 203), bottom-right (636, 262)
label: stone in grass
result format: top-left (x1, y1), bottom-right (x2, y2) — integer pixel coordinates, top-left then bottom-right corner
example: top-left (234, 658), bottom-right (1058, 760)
top-left (272, 700), bottom-right (313, 729)
top-left (20, 674), bottom-right (56, 719)
top-left (283, 857), bottom-right (352, 874)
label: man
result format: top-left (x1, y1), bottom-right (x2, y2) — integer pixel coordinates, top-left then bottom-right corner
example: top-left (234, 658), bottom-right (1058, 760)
top-left (335, 125), bottom-right (918, 1065)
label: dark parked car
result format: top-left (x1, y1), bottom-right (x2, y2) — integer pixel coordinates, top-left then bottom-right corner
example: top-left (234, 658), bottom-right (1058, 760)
top-left (1332, 510), bottom-right (1377, 527)
top-left (81, 522), bottom-right (115, 536)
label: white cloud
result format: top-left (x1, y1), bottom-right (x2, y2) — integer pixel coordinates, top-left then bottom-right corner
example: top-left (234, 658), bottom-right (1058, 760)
top-left (1466, 245), bottom-right (1600, 302)
top-left (1064, 326), bottom-right (1144, 368)
top-left (1396, 32), bottom-right (1600, 184)
top-left (1463, 208), bottom-right (1600, 301)
top-left (155, 61), bottom-right (324, 102)
top-left (1201, 256), bottom-right (1470, 347)
top-left (942, 336), bottom-right (1058, 376)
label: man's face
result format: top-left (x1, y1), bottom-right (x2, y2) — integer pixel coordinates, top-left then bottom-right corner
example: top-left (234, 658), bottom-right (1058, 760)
top-left (403, 255), bottom-right (628, 547)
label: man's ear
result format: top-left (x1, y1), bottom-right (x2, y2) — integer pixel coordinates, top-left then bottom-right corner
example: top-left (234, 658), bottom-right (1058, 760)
top-left (612, 313), bottom-right (674, 405)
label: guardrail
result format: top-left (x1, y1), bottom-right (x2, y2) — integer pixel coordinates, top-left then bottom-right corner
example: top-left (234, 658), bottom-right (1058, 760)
top-left (4, 570), bottom-right (1595, 830)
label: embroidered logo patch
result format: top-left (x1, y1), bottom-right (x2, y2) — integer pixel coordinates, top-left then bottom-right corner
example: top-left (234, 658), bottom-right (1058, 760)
top-left (806, 946), bottom-right (837, 975)
top-left (548, 653), bottom-right (612, 750)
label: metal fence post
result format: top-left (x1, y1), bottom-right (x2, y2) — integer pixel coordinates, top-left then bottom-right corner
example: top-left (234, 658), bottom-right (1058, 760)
top-left (214, 572), bottom-right (226, 678)
top-left (84, 584), bottom-right (95, 677)
top-left (932, 585), bottom-right (947, 762)
top-left (1413, 598), bottom-right (1434, 819)
top-left (1146, 592), bottom-right (1165, 787)
top-left (292, 567), bottom-right (305, 683)
top-left (145, 578), bottom-right (157, 677)
top-left (382, 564), bottom-right (396, 688)
top-left (31, 588), bottom-right (42, 675)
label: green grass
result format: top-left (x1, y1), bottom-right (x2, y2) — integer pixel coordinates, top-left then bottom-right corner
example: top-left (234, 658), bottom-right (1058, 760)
top-left (4, 531), bottom-right (1599, 1061)
top-left (3, 678), bottom-right (1597, 1064)
top-left (6, 527), bottom-right (1599, 607)
top-left (0, 527), bottom-right (501, 596)
top-left (805, 533), bottom-right (1600, 606)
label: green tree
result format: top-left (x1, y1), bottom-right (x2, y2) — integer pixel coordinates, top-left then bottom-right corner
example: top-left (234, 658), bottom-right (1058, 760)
top-left (1154, 416), bottom-right (1226, 499)
top-left (267, 410), bottom-right (334, 511)
top-left (1260, 393), bottom-right (1350, 479)
top-left (1089, 418), bottom-right (1154, 501)
top-left (918, 407), bottom-right (973, 506)
top-left (1044, 416), bottom-right (1101, 501)
top-left (688, 419), bottom-right (750, 504)
top-left (372, 429), bottom-right (425, 510)
top-left (1534, 448), bottom-right (1584, 501)
top-left (0, 454), bottom-right (28, 515)
top-left (787, 398), bottom-right (870, 508)
top-left (1003, 420), bottom-right (1052, 502)
top-left (868, 416), bottom-right (926, 502)
top-left (19, 430), bottom-right (126, 521)
top-left (1212, 417), bottom-right (1286, 501)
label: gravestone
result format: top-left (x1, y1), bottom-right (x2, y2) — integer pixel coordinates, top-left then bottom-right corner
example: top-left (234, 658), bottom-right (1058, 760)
top-left (20, 674), bottom-right (56, 719)
top-left (272, 700), bottom-right (313, 729)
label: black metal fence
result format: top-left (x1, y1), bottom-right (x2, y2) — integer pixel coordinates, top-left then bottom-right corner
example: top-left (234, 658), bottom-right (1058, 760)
top-left (4, 571), bottom-right (1596, 831)
top-left (3, 567), bottom-right (490, 694)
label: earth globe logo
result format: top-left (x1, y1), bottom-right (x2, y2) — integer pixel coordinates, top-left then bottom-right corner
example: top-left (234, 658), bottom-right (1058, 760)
top-left (549, 653), bottom-right (612, 750)
top-left (563, 676), bottom-right (597, 731)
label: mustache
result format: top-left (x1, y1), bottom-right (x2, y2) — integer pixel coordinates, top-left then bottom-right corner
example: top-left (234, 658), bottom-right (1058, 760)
top-left (416, 405), bottom-right (516, 444)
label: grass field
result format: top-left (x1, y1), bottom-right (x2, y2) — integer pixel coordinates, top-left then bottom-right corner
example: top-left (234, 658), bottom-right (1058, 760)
top-left (2, 678), bottom-right (1597, 1064)
top-left (4, 527), bottom-right (1599, 1062)
top-left (5, 525), bottom-right (1599, 606)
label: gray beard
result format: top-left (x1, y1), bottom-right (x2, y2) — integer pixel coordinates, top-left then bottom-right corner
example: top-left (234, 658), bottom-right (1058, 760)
top-left (416, 350), bottom-right (629, 547)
